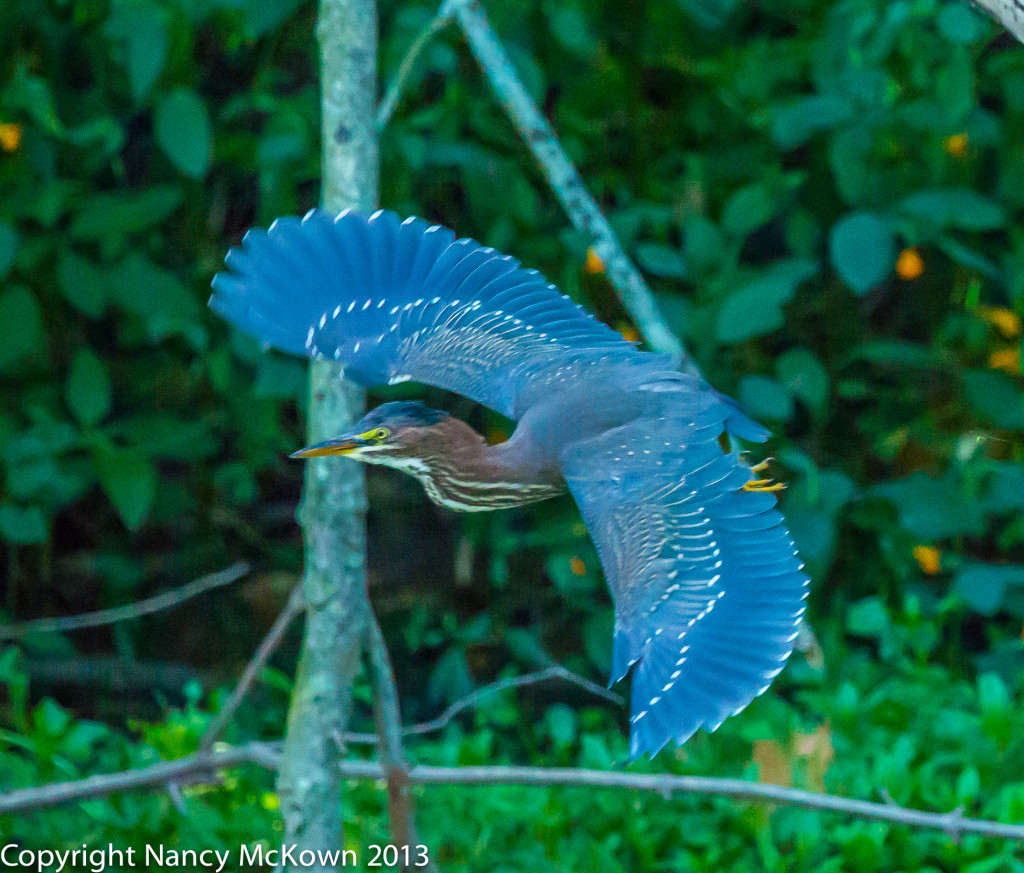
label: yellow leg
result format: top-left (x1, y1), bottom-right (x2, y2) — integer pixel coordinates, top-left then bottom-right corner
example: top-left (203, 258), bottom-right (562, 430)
top-left (743, 478), bottom-right (786, 493)
top-left (749, 457), bottom-right (774, 474)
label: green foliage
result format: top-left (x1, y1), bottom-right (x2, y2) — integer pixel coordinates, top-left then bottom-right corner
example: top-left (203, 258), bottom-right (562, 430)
top-left (2, 0), bottom-right (1024, 866)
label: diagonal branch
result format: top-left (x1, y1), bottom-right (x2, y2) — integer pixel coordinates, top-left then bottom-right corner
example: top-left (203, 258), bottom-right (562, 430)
top-left (199, 586), bottom-right (306, 753)
top-left (341, 662), bottom-right (623, 745)
top-left (4, 743), bottom-right (1024, 843)
top-left (377, 0), bottom-right (457, 129)
top-left (400, 663), bottom-right (622, 737)
top-left (448, 0), bottom-right (689, 369)
top-left (0, 563), bottom-right (250, 640)
top-left (970, 0), bottom-right (1024, 44)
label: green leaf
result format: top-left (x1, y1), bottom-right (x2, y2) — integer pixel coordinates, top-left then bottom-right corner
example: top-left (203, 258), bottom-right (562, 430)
top-left (93, 446), bottom-right (157, 531)
top-left (738, 375), bottom-right (793, 421)
top-left (71, 186), bottom-right (183, 244)
top-left (544, 3), bottom-right (596, 56)
top-left (898, 188), bottom-right (1004, 231)
top-left (0, 504), bottom-right (48, 545)
top-left (0, 223), bottom-right (18, 279)
top-left (682, 215), bottom-right (723, 276)
top-left (844, 340), bottom-right (947, 369)
top-left (938, 3), bottom-right (987, 44)
top-left (155, 88), bottom-right (212, 178)
top-left (716, 258), bottom-right (818, 343)
top-left (127, 6), bottom-right (167, 99)
top-left (981, 463), bottom-right (1024, 513)
top-left (872, 473), bottom-right (986, 539)
top-left (109, 253), bottom-right (202, 337)
top-left (0, 287), bottom-right (45, 371)
top-left (33, 698), bottom-right (72, 737)
top-left (846, 597), bottom-right (890, 639)
top-left (65, 348), bottom-right (112, 427)
top-left (6, 65), bottom-right (63, 136)
top-left (776, 348), bottom-right (830, 413)
top-left (964, 370), bottom-right (1024, 429)
top-left (56, 250), bottom-right (107, 318)
top-left (106, 0), bottom-right (168, 100)
top-left (242, 0), bottom-right (306, 38)
top-left (978, 671), bottom-right (1011, 712)
top-left (109, 415), bottom-right (217, 461)
top-left (771, 95), bottom-right (853, 150)
top-left (544, 704), bottom-right (578, 748)
top-left (676, 0), bottom-right (739, 29)
top-left (936, 236), bottom-right (1001, 279)
top-left (954, 564), bottom-right (1024, 615)
top-left (783, 469), bottom-right (855, 565)
top-left (829, 212), bottom-right (895, 294)
top-left (635, 242), bottom-right (686, 278)
top-left (722, 182), bottom-right (775, 239)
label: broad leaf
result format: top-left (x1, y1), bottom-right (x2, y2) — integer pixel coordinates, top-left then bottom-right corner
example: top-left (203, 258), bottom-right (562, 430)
top-left (155, 88), bottom-right (212, 178)
top-left (829, 211), bottom-right (895, 294)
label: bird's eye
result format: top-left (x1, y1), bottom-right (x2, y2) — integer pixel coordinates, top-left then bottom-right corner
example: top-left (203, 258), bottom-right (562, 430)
top-left (372, 428), bottom-right (389, 441)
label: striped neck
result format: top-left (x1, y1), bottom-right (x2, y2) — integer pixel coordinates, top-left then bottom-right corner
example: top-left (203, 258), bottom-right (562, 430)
top-left (363, 419), bottom-right (566, 512)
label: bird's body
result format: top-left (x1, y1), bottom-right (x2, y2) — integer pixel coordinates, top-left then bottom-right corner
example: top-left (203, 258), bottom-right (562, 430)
top-left (211, 208), bottom-right (809, 757)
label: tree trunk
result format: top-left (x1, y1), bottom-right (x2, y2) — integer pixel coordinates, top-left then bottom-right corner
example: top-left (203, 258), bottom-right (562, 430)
top-left (274, 1), bottom-right (378, 869)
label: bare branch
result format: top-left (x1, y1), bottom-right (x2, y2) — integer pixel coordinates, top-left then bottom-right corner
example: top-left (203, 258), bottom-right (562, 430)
top-left (0, 743), bottom-right (280, 816)
top-left (970, 0), bottom-right (1024, 44)
top-left (199, 586), bottom-right (305, 753)
top-left (4, 744), bottom-right (1024, 843)
top-left (23, 657), bottom-right (204, 693)
top-left (448, 0), bottom-right (689, 369)
top-left (0, 563), bottom-right (250, 640)
top-left (376, 0), bottom-right (456, 129)
top-left (341, 662), bottom-right (623, 746)
top-left (358, 763), bottom-right (1024, 842)
top-left (366, 614), bottom-right (436, 871)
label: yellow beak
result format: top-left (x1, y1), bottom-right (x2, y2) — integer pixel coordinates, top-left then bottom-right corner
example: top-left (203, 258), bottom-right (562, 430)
top-left (290, 436), bottom-right (367, 458)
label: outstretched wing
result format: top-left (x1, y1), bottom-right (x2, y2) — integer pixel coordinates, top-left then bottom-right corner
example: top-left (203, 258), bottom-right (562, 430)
top-left (210, 208), bottom-right (636, 419)
top-left (560, 396), bottom-right (809, 757)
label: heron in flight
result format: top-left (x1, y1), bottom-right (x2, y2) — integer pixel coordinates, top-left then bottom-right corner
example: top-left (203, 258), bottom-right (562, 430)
top-left (210, 208), bottom-right (809, 757)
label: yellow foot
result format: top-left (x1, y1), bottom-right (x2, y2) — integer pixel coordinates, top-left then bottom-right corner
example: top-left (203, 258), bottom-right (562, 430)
top-left (748, 457), bottom-right (774, 474)
top-left (743, 478), bottom-right (786, 493)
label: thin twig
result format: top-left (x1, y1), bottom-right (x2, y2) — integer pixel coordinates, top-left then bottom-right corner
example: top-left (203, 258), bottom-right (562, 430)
top-left (23, 657), bottom-right (204, 692)
top-left (341, 663), bottom-right (623, 745)
top-left (0, 563), bottom-right (250, 640)
top-left (3, 743), bottom-right (1023, 841)
top-left (366, 614), bottom-right (436, 872)
top-left (376, 0), bottom-right (457, 129)
top-left (403, 664), bottom-right (622, 736)
top-left (199, 586), bottom-right (306, 753)
top-left (448, 0), bottom-right (689, 369)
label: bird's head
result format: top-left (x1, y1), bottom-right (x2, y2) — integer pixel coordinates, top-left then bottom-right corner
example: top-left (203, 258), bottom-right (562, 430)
top-left (290, 401), bottom-right (451, 465)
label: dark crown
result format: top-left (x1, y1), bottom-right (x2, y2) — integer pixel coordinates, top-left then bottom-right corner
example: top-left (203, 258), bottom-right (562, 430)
top-left (362, 401), bottom-right (449, 430)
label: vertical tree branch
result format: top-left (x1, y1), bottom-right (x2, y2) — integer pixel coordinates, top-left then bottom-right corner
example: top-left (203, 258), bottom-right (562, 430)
top-left (274, 1), bottom-right (379, 868)
top-left (367, 615), bottom-right (438, 872)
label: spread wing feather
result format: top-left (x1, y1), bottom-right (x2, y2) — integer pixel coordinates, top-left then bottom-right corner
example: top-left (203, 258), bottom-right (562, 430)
top-left (210, 208), bottom-right (636, 419)
top-left (560, 396), bottom-right (809, 757)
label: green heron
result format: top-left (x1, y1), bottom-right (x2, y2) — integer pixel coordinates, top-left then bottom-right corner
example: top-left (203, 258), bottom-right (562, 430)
top-left (210, 208), bottom-right (809, 757)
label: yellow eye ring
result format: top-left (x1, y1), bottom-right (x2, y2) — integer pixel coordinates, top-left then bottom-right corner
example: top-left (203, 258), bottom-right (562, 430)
top-left (370, 427), bottom-right (389, 441)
